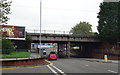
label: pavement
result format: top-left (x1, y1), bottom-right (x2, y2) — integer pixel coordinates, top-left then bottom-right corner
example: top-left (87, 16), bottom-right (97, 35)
top-left (83, 58), bottom-right (119, 64)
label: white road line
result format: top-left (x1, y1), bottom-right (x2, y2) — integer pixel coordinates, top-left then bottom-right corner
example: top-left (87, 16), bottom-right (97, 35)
top-left (108, 70), bottom-right (118, 73)
top-left (47, 65), bottom-right (58, 75)
top-left (85, 65), bottom-right (88, 66)
top-left (50, 64), bottom-right (66, 75)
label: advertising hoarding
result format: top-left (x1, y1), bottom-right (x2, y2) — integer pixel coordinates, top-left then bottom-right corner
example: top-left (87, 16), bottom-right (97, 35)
top-left (0, 25), bottom-right (25, 40)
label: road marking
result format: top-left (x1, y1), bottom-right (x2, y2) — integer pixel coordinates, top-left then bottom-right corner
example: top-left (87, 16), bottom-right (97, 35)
top-left (50, 64), bottom-right (65, 74)
top-left (45, 60), bottom-right (53, 65)
top-left (50, 64), bottom-right (66, 75)
top-left (108, 70), bottom-right (118, 73)
top-left (47, 65), bottom-right (58, 74)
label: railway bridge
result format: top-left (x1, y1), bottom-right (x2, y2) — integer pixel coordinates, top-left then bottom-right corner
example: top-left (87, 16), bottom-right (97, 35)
top-left (27, 32), bottom-right (100, 58)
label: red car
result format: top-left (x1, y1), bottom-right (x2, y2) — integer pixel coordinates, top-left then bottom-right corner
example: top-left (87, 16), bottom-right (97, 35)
top-left (48, 53), bottom-right (57, 60)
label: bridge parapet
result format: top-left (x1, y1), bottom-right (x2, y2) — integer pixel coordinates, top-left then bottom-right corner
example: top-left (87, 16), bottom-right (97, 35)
top-left (27, 33), bottom-right (99, 42)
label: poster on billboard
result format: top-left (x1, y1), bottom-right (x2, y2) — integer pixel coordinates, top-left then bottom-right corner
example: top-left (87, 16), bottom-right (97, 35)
top-left (0, 25), bottom-right (26, 40)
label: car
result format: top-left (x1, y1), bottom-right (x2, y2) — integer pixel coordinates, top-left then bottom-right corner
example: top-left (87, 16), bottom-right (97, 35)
top-left (50, 51), bottom-right (56, 54)
top-left (48, 52), bottom-right (57, 60)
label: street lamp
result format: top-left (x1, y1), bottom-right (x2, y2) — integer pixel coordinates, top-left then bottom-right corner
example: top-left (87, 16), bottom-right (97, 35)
top-left (39, 0), bottom-right (42, 57)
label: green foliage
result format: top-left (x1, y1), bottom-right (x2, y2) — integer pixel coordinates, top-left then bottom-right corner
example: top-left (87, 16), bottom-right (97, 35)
top-left (118, 2), bottom-right (120, 42)
top-left (0, 51), bottom-right (30, 58)
top-left (97, 2), bottom-right (119, 44)
top-left (26, 33), bottom-right (32, 49)
top-left (70, 21), bottom-right (93, 36)
top-left (26, 34), bottom-right (32, 43)
top-left (0, 0), bottom-right (12, 24)
top-left (2, 38), bottom-right (14, 54)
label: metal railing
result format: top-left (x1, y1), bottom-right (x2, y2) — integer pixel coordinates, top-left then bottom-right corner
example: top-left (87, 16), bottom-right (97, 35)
top-left (26, 29), bottom-right (71, 35)
top-left (26, 29), bottom-right (97, 38)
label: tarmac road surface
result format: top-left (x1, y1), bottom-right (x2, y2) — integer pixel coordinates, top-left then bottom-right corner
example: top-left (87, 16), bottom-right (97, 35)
top-left (2, 58), bottom-right (119, 75)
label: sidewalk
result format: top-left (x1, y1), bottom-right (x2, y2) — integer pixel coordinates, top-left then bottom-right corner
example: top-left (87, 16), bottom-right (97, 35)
top-left (84, 58), bottom-right (119, 64)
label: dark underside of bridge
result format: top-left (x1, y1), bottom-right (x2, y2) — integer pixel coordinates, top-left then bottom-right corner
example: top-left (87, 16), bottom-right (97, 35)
top-left (32, 40), bottom-right (101, 58)
top-left (11, 39), bottom-right (119, 60)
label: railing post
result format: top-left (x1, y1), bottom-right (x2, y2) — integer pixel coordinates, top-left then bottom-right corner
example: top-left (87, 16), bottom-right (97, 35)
top-left (16, 49), bottom-right (18, 60)
top-left (54, 30), bottom-right (55, 34)
top-left (34, 29), bottom-right (35, 34)
top-left (63, 31), bottom-right (65, 34)
top-left (28, 49), bottom-right (31, 59)
top-left (44, 30), bottom-right (46, 34)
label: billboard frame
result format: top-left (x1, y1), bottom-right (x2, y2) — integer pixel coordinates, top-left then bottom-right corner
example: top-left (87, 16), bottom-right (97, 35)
top-left (0, 25), bottom-right (26, 40)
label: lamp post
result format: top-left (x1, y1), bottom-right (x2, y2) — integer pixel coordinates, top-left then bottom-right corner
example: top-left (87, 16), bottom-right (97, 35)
top-left (39, 0), bottom-right (42, 57)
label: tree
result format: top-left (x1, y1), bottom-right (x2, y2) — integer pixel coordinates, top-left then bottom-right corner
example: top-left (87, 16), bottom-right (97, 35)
top-left (2, 38), bottom-right (14, 54)
top-left (26, 33), bottom-right (32, 49)
top-left (70, 21), bottom-right (93, 36)
top-left (97, 2), bottom-right (119, 44)
top-left (118, 1), bottom-right (120, 43)
top-left (0, 0), bottom-right (12, 24)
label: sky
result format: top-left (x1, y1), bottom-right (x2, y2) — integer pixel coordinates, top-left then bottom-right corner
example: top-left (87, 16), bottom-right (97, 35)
top-left (7, 0), bottom-right (103, 33)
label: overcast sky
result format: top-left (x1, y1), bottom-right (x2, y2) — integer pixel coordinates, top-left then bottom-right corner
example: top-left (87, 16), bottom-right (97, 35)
top-left (7, 0), bottom-right (103, 33)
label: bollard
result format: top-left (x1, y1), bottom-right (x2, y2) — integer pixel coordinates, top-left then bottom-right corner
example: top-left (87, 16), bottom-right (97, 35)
top-left (104, 54), bottom-right (108, 62)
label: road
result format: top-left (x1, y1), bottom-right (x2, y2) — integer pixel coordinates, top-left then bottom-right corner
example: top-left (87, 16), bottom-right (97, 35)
top-left (2, 58), bottom-right (118, 75)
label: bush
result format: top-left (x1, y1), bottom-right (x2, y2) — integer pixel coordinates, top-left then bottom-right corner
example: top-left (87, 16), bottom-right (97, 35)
top-left (2, 38), bottom-right (14, 54)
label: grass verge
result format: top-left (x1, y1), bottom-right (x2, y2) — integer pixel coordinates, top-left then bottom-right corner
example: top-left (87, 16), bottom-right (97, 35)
top-left (0, 51), bottom-right (30, 58)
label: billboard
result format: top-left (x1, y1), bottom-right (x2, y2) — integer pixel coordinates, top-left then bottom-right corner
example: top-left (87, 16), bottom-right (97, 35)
top-left (0, 25), bottom-right (25, 40)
